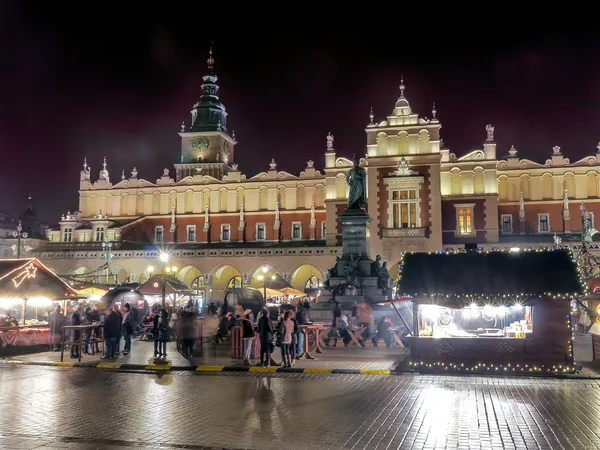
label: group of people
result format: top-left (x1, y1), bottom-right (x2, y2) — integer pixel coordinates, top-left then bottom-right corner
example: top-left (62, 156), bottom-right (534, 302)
top-left (240, 300), bottom-right (312, 367)
top-left (328, 301), bottom-right (402, 348)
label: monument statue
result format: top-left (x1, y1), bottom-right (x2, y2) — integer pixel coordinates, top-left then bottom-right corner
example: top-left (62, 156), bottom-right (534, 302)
top-left (326, 132), bottom-right (334, 150)
top-left (485, 124), bottom-right (494, 142)
top-left (346, 155), bottom-right (367, 210)
top-left (378, 262), bottom-right (392, 289)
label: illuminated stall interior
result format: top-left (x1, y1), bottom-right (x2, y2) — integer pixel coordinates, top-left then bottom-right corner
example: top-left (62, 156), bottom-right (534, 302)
top-left (0, 258), bottom-right (79, 325)
top-left (398, 249), bottom-right (582, 373)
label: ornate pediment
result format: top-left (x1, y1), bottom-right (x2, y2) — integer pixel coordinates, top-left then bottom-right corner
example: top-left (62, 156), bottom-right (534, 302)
top-left (335, 157), bottom-right (354, 168)
top-left (276, 171), bottom-right (299, 180)
top-left (457, 150), bottom-right (485, 161)
top-left (248, 172), bottom-right (269, 181)
top-left (571, 155), bottom-right (600, 167)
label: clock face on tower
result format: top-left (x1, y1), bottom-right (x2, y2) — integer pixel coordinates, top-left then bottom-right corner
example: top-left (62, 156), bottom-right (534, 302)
top-left (222, 141), bottom-right (230, 154)
top-left (192, 136), bottom-right (209, 152)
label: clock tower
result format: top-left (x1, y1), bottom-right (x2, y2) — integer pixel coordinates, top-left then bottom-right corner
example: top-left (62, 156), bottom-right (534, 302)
top-left (175, 46), bottom-right (237, 181)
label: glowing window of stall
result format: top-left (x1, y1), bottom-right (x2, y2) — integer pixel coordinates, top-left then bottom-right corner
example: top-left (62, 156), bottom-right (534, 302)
top-left (417, 303), bottom-right (533, 338)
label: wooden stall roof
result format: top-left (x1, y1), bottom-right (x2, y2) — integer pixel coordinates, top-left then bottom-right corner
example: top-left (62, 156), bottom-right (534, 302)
top-left (397, 250), bottom-right (581, 300)
top-left (137, 275), bottom-right (191, 296)
top-left (0, 258), bottom-right (79, 298)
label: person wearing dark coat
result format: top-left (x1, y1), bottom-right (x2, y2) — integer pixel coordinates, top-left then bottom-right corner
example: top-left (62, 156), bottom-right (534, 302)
top-left (48, 305), bottom-right (64, 352)
top-left (257, 306), bottom-right (273, 367)
top-left (157, 309), bottom-right (170, 358)
top-left (87, 305), bottom-right (101, 352)
top-left (102, 308), bottom-right (121, 359)
top-left (70, 306), bottom-right (81, 359)
top-left (180, 307), bottom-right (196, 359)
top-left (152, 311), bottom-right (160, 357)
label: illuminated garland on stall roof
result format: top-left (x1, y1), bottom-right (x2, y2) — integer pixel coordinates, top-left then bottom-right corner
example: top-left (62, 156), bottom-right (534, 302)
top-left (396, 246), bottom-right (587, 299)
top-left (409, 361), bottom-right (575, 374)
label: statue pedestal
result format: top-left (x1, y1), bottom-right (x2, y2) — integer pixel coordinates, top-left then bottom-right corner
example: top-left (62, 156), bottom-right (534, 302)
top-left (320, 207), bottom-right (393, 310)
top-left (339, 209), bottom-right (372, 258)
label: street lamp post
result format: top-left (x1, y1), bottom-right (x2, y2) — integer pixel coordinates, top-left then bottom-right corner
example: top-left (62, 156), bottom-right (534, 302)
top-left (101, 235), bottom-right (113, 285)
top-left (257, 265), bottom-right (276, 303)
top-left (153, 252), bottom-right (177, 309)
top-left (12, 220), bottom-right (27, 259)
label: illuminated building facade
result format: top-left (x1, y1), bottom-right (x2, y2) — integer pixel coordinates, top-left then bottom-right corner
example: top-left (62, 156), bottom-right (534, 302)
top-left (16, 52), bottom-right (600, 299)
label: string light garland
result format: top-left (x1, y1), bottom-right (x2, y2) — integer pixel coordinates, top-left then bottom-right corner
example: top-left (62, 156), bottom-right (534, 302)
top-left (409, 361), bottom-right (575, 374)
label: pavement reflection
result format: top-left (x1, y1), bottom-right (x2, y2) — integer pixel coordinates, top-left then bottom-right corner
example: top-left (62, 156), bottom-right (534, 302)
top-left (1, 365), bottom-right (600, 449)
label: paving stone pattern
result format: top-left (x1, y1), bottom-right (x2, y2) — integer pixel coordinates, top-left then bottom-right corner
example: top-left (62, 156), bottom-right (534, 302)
top-left (1, 365), bottom-right (600, 449)
top-left (6, 340), bottom-right (407, 370)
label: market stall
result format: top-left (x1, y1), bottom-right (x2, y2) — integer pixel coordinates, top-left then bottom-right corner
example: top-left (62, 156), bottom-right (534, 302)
top-left (0, 258), bottom-right (79, 349)
top-left (138, 275), bottom-right (192, 309)
top-left (398, 249), bottom-right (581, 374)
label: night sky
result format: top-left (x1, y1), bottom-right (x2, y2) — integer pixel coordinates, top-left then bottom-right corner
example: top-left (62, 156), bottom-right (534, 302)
top-left (2, 4), bottom-right (599, 222)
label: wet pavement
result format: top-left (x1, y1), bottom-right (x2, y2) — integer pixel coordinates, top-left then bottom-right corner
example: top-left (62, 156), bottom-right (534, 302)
top-left (2, 339), bottom-right (408, 371)
top-left (2, 365), bottom-right (600, 449)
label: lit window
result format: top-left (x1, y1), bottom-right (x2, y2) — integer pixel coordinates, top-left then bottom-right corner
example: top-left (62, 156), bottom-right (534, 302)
top-left (95, 227), bottom-right (105, 241)
top-left (292, 222), bottom-right (301, 239)
top-left (256, 224), bottom-right (265, 240)
top-left (221, 225), bottom-right (230, 241)
top-left (454, 203), bottom-right (475, 236)
top-left (501, 215), bottom-right (513, 234)
top-left (155, 227), bottom-right (163, 243)
top-left (63, 228), bottom-right (73, 242)
top-left (187, 225), bottom-right (196, 242)
top-left (390, 189), bottom-right (419, 228)
top-left (538, 214), bottom-right (550, 233)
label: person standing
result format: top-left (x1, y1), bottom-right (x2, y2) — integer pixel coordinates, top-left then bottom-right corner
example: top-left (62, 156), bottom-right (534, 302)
top-left (102, 307), bottom-right (120, 359)
top-left (257, 306), bottom-right (273, 367)
top-left (279, 311), bottom-right (294, 368)
top-left (70, 304), bottom-right (81, 359)
top-left (113, 306), bottom-right (123, 354)
top-left (121, 303), bottom-right (134, 355)
top-left (157, 309), bottom-right (170, 358)
top-left (48, 305), bottom-right (64, 352)
top-left (241, 309), bottom-right (255, 366)
top-left (180, 306), bottom-right (196, 359)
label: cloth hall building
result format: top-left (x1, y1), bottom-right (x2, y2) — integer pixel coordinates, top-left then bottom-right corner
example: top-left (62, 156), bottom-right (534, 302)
top-left (16, 53), bottom-right (600, 302)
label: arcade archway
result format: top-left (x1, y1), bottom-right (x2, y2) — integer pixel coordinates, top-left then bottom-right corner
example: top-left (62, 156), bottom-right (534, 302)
top-left (289, 263), bottom-right (324, 291)
top-left (177, 266), bottom-right (202, 286)
top-left (211, 264), bottom-right (243, 290)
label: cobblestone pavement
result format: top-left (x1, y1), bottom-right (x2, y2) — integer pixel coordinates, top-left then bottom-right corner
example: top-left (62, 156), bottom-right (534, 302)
top-left (2, 365), bottom-right (600, 449)
top-left (5, 340), bottom-right (407, 370)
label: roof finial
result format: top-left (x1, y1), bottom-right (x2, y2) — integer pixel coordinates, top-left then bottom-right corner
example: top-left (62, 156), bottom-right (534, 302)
top-left (180, 121), bottom-right (185, 132)
top-left (369, 107), bottom-right (374, 124)
top-left (121, 169), bottom-right (125, 181)
top-left (103, 156), bottom-right (107, 169)
top-left (432, 102), bottom-right (436, 119)
top-left (399, 75), bottom-right (405, 99)
top-left (83, 157), bottom-right (87, 170)
top-left (27, 191), bottom-right (32, 210)
top-left (207, 42), bottom-right (215, 74)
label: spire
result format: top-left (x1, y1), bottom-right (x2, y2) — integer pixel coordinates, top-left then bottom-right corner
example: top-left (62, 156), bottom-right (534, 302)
top-left (27, 192), bottom-right (32, 211)
top-left (189, 43), bottom-right (228, 133)
top-left (207, 42), bottom-right (215, 74)
top-left (431, 102), bottom-right (437, 119)
top-left (369, 107), bottom-right (374, 125)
